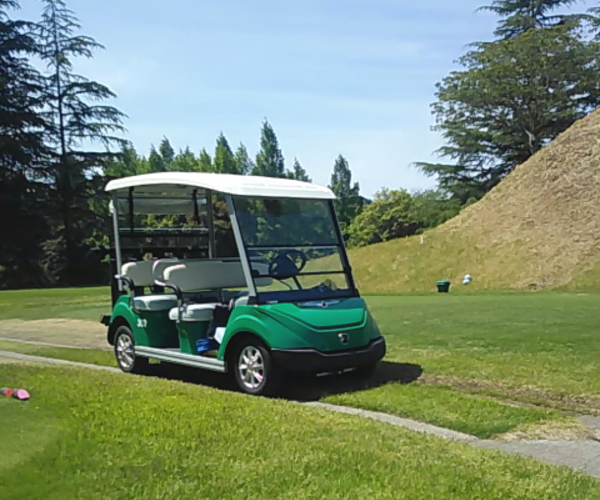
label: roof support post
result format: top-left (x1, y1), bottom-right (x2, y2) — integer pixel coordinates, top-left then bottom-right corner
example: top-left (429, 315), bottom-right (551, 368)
top-left (206, 189), bottom-right (216, 259)
top-left (111, 193), bottom-right (123, 290)
top-left (226, 195), bottom-right (257, 298)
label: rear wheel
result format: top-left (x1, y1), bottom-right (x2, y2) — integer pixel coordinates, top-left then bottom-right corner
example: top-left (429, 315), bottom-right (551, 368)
top-left (114, 325), bottom-right (150, 375)
top-left (233, 339), bottom-right (281, 396)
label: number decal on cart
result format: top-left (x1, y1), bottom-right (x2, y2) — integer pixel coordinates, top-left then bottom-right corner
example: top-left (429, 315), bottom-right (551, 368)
top-left (137, 318), bottom-right (148, 329)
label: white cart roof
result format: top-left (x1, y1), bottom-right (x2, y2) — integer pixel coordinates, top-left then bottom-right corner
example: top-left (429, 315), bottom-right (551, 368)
top-left (105, 172), bottom-right (335, 200)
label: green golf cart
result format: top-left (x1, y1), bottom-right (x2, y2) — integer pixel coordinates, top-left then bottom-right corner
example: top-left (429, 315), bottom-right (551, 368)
top-left (101, 172), bottom-right (385, 395)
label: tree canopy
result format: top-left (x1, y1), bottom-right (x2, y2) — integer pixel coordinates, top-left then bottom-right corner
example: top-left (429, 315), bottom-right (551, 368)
top-left (480, 0), bottom-right (581, 38)
top-left (329, 155), bottom-right (363, 233)
top-left (417, 17), bottom-right (600, 203)
top-left (253, 120), bottom-right (285, 178)
top-left (214, 133), bottom-right (239, 174)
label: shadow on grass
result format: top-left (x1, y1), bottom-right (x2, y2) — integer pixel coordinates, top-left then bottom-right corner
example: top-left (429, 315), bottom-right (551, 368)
top-left (150, 360), bottom-right (423, 402)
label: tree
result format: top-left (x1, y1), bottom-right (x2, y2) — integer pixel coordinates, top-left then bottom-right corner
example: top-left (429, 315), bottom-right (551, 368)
top-left (480, 0), bottom-right (581, 39)
top-left (103, 143), bottom-right (141, 178)
top-left (409, 190), bottom-right (462, 229)
top-left (170, 147), bottom-right (198, 172)
top-left (0, 0), bottom-right (46, 175)
top-left (198, 148), bottom-right (213, 172)
top-left (588, 4), bottom-right (600, 40)
top-left (416, 25), bottom-right (600, 203)
top-left (36, 0), bottom-right (126, 284)
top-left (159, 137), bottom-right (175, 168)
top-left (347, 189), bottom-right (418, 247)
top-left (145, 146), bottom-right (164, 172)
top-left (286, 158), bottom-right (311, 182)
top-left (0, 1), bottom-right (51, 288)
top-left (252, 120), bottom-right (285, 178)
top-left (234, 142), bottom-right (253, 175)
top-left (329, 155), bottom-right (363, 231)
top-left (214, 133), bottom-right (239, 174)
top-left (347, 189), bottom-right (462, 248)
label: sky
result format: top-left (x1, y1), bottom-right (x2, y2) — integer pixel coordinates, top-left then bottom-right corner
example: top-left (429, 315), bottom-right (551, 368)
top-left (16, 0), bottom-right (565, 196)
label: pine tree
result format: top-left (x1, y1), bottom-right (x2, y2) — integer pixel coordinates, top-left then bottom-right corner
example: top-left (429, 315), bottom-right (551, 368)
top-left (214, 133), bottom-right (239, 174)
top-left (480, 0), bottom-right (581, 38)
top-left (36, 0), bottom-right (126, 284)
top-left (0, 0), bottom-right (46, 174)
top-left (252, 120), bottom-right (285, 178)
top-left (286, 158), bottom-right (311, 182)
top-left (234, 142), bottom-right (253, 175)
top-left (170, 147), bottom-right (199, 172)
top-left (329, 155), bottom-right (363, 232)
top-left (146, 145), bottom-right (165, 172)
top-left (103, 143), bottom-right (141, 178)
top-left (0, 0), bottom-right (50, 287)
top-left (159, 137), bottom-right (175, 168)
top-left (198, 148), bottom-right (213, 172)
top-left (416, 25), bottom-right (600, 203)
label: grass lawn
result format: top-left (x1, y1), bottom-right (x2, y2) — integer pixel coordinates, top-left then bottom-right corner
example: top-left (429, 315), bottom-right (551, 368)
top-left (1, 288), bottom-right (598, 435)
top-left (1, 363), bottom-right (599, 500)
top-left (368, 293), bottom-right (600, 411)
top-left (0, 340), bottom-right (114, 367)
top-left (0, 286), bottom-right (109, 321)
top-left (0, 339), bottom-right (558, 439)
top-left (324, 383), bottom-right (558, 439)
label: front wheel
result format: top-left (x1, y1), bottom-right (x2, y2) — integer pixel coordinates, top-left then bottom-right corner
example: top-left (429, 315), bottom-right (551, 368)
top-left (233, 340), bottom-right (281, 396)
top-left (114, 325), bottom-right (150, 375)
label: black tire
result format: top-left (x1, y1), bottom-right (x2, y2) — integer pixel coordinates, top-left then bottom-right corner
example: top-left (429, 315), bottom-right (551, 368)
top-left (114, 325), bottom-right (150, 375)
top-left (232, 338), bottom-right (281, 396)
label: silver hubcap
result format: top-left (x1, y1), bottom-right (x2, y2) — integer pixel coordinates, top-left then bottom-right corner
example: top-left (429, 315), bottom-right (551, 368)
top-left (238, 346), bottom-right (265, 390)
top-left (116, 334), bottom-right (135, 370)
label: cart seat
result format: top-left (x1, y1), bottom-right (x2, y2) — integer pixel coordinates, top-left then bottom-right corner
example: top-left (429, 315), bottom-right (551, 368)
top-left (233, 295), bottom-right (250, 307)
top-left (121, 261), bottom-right (180, 312)
top-left (168, 303), bottom-right (218, 322)
top-left (134, 295), bottom-right (178, 312)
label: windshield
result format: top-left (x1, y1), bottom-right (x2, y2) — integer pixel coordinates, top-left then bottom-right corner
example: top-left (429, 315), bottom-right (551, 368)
top-left (233, 197), bottom-right (355, 303)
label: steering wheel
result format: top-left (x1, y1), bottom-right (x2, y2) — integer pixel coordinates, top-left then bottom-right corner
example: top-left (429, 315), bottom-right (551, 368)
top-left (268, 250), bottom-right (308, 279)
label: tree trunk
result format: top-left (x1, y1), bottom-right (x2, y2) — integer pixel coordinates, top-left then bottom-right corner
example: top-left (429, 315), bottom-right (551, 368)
top-left (51, 3), bottom-right (74, 284)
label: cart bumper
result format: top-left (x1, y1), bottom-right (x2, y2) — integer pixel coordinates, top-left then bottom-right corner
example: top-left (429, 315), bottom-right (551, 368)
top-left (271, 337), bottom-right (386, 373)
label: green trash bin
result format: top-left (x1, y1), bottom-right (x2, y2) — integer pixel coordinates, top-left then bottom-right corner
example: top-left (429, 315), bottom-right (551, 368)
top-left (437, 280), bottom-right (451, 293)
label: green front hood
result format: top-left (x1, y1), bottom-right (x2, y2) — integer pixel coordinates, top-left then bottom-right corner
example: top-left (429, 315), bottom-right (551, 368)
top-left (257, 297), bottom-right (378, 352)
top-left (263, 298), bottom-right (367, 330)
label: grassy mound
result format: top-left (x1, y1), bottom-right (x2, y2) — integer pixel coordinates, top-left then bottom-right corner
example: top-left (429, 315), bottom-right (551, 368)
top-left (349, 109), bottom-right (600, 293)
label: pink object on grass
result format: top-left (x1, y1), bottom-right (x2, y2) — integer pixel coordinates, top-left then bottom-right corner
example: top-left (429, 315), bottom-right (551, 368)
top-left (1, 387), bottom-right (29, 400)
top-left (12, 389), bottom-right (30, 401)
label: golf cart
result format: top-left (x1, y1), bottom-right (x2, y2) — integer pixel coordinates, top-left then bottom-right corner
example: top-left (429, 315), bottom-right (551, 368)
top-left (101, 172), bottom-right (385, 395)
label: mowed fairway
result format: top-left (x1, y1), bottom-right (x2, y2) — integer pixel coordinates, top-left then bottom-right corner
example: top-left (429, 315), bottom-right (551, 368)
top-left (0, 289), bottom-right (599, 437)
top-left (1, 363), bottom-right (599, 500)
top-left (0, 286), bottom-right (109, 321)
top-left (367, 293), bottom-right (600, 407)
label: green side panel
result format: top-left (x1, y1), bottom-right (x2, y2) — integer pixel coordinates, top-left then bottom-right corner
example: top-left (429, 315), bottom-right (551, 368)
top-left (218, 297), bottom-right (382, 360)
top-left (110, 296), bottom-right (179, 348)
top-left (177, 321), bottom-right (210, 355)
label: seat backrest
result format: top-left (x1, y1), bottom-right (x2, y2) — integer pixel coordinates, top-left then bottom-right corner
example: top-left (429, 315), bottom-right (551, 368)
top-left (121, 261), bottom-right (154, 287)
top-left (121, 259), bottom-right (179, 288)
top-left (164, 260), bottom-right (272, 292)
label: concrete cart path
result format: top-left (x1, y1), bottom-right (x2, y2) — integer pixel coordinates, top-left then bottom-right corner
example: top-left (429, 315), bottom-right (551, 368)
top-left (1, 349), bottom-right (599, 479)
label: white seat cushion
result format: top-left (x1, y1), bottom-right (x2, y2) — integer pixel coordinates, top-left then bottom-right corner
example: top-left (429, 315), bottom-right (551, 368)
top-left (133, 294), bottom-right (178, 312)
top-left (233, 296), bottom-right (250, 307)
top-left (169, 303), bottom-right (218, 322)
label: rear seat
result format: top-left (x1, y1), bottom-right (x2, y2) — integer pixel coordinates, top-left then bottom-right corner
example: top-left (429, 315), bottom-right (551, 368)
top-left (164, 260), bottom-right (271, 322)
top-left (120, 260), bottom-right (179, 312)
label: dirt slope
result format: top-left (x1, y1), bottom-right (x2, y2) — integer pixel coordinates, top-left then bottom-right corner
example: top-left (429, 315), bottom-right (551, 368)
top-left (350, 109), bottom-right (600, 293)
